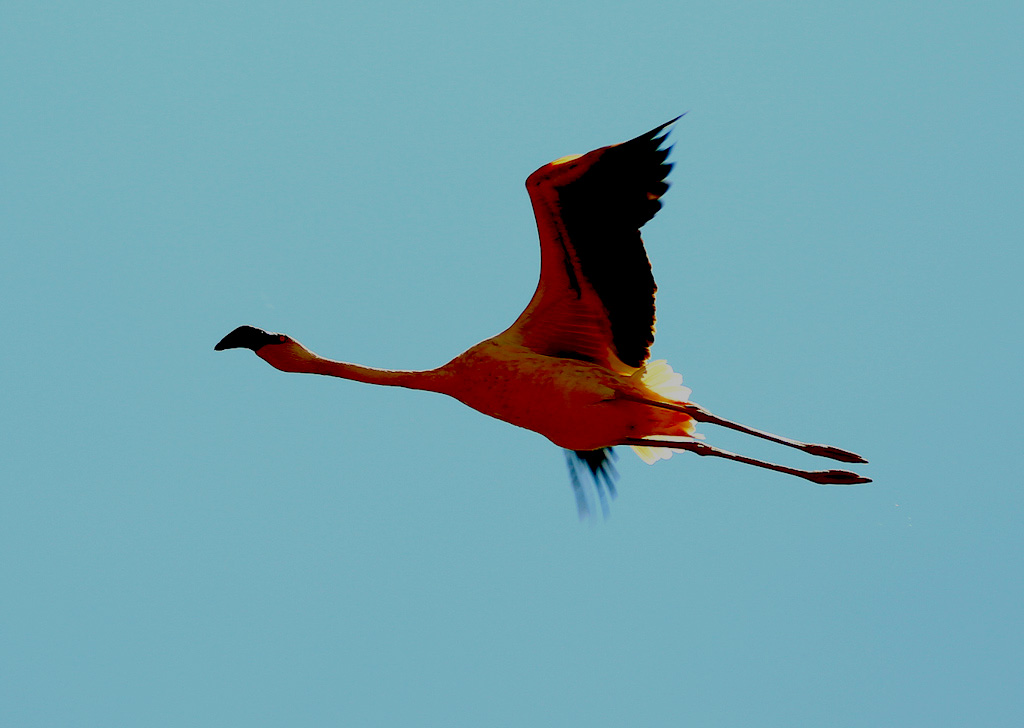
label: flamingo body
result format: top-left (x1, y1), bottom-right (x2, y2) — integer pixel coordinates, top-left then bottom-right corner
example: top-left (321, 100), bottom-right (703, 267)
top-left (432, 340), bottom-right (696, 452)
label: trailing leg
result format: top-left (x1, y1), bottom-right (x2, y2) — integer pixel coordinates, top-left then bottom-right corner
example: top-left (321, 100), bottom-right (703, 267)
top-left (617, 393), bottom-right (867, 463)
top-left (619, 437), bottom-right (871, 485)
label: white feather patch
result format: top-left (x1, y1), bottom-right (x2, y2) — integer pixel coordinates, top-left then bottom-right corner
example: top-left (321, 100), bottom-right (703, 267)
top-left (629, 360), bottom-right (702, 464)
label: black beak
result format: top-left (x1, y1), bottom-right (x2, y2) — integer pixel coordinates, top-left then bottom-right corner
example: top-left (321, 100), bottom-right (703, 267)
top-left (215, 325), bottom-right (279, 352)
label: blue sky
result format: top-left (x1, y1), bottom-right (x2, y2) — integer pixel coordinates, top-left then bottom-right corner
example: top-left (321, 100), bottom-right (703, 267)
top-left (3, 1), bottom-right (1022, 725)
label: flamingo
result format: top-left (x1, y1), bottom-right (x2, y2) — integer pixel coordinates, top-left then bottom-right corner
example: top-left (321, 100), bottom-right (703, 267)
top-left (215, 118), bottom-right (869, 511)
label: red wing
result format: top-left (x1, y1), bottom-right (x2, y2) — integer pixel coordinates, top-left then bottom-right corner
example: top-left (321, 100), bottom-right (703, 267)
top-left (499, 118), bottom-right (679, 372)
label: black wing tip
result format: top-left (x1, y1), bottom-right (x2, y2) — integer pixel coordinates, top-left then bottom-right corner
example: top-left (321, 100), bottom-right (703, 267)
top-left (607, 117), bottom-right (684, 156)
top-left (639, 114), bottom-right (686, 144)
top-left (620, 115), bottom-right (683, 171)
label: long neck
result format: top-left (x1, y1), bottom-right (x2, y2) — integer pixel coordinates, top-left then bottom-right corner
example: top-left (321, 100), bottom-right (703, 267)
top-left (310, 357), bottom-right (444, 392)
top-left (257, 344), bottom-right (448, 393)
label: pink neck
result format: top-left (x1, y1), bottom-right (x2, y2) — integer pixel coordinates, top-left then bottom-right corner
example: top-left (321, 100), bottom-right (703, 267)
top-left (310, 357), bottom-right (441, 391)
top-left (257, 345), bottom-right (445, 393)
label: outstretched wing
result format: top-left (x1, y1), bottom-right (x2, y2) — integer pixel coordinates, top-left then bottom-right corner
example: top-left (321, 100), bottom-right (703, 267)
top-left (500, 117), bottom-right (679, 372)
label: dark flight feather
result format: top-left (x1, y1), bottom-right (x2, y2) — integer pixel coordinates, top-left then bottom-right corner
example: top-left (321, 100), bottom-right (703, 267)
top-left (565, 448), bottom-right (619, 518)
top-left (555, 118), bottom-right (678, 367)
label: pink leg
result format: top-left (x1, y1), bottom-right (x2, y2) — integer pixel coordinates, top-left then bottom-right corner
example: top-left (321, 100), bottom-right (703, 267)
top-left (619, 437), bottom-right (870, 485)
top-left (617, 394), bottom-right (867, 464)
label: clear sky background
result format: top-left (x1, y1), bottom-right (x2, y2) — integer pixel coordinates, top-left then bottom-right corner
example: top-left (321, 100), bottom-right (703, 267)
top-left (3, 2), bottom-right (1022, 726)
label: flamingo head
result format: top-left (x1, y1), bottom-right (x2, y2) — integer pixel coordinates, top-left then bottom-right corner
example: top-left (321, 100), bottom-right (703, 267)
top-left (215, 325), bottom-right (319, 373)
top-left (214, 325), bottom-right (284, 352)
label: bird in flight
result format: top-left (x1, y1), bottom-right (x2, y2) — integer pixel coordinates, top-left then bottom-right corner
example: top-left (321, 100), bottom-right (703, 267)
top-left (216, 118), bottom-right (869, 513)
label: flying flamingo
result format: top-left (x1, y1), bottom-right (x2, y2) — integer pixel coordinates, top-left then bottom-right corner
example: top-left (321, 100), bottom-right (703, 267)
top-left (216, 118), bottom-right (869, 511)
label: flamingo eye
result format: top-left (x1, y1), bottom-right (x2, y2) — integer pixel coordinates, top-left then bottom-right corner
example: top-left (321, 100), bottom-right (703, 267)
top-left (277, 334), bottom-right (288, 343)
